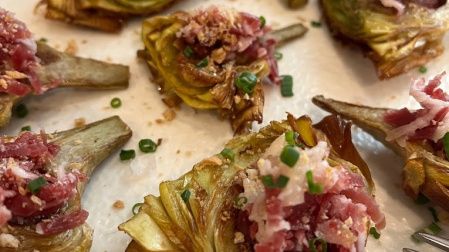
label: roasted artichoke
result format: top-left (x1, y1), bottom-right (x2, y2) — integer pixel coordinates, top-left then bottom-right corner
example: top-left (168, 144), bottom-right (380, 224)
top-left (37, 0), bottom-right (182, 32)
top-left (139, 6), bottom-right (307, 134)
top-left (312, 73), bottom-right (449, 212)
top-left (0, 116), bottom-right (132, 251)
top-left (119, 114), bottom-right (385, 252)
top-left (319, 0), bottom-right (449, 79)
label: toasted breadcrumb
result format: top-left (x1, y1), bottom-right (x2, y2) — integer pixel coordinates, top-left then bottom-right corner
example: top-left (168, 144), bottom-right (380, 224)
top-left (74, 118), bottom-right (86, 127)
top-left (113, 200), bottom-right (125, 209)
top-left (163, 109), bottom-right (176, 121)
top-left (0, 233), bottom-right (19, 248)
top-left (64, 39), bottom-right (78, 56)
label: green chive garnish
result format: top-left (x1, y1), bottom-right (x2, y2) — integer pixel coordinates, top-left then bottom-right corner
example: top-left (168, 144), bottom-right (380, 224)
top-left (285, 131), bottom-right (300, 147)
top-left (234, 196), bottom-right (248, 208)
top-left (132, 203), bottom-right (143, 215)
top-left (15, 104), bottom-right (28, 118)
top-left (27, 177), bottom-right (48, 194)
top-left (428, 222), bottom-right (442, 235)
top-left (196, 58), bottom-right (208, 68)
top-left (311, 21), bottom-right (322, 27)
top-left (443, 132), bottom-right (449, 160)
top-left (414, 193), bottom-right (430, 205)
top-left (275, 175), bottom-right (289, 188)
top-left (110, 97), bottom-right (122, 108)
top-left (183, 45), bottom-right (194, 58)
top-left (39, 37), bottom-right (48, 43)
top-left (309, 238), bottom-right (327, 252)
top-left (281, 75), bottom-right (293, 97)
top-left (21, 126), bottom-right (31, 132)
top-left (275, 51), bottom-right (283, 60)
top-left (181, 190), bottom-right (191, 202)
top-left (262, 175), bottom-right (275, 188)
top-left (428, 206), bottom-right (439, 223)
top-left (280, 145), bottom-right (299, 167)
top-left (259, 16), bottom-right (266, 29)
top-left (120, 149), bottom-right (136, 160)
top-left (220, 148), bottom-right (235, 161)
top-left (369, 227), bottom-right (381, 239)
top-left (306, 170), bottom-right (323, 194)
top-left (262, 174), bottom-right (289, 188)
top-left (139, 139), bottom-right (157, 153)
top-left (419, 66), bottom-right (427, 74)
top-left (235, 72), bottom-right (257, 95)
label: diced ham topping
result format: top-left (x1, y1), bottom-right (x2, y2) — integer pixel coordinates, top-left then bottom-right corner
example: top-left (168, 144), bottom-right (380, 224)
top-left (35, 209), bottom-right (89, 235)
top-left (383, 72), bottom-right (449, 146)
top-left (177, 6), bottom-right (281, 85)
top-left (237, 136), bottom-right (385, 252)
top-left (0, 131), bottom-right (87, 235)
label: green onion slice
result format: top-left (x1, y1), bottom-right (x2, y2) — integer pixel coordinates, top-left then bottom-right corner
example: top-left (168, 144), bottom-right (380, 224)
top-left (428, 222), bottom-right (442, 235)
top-left (311, 21), bottom-right (322, 27)
top-left (139, 139), bottom-right (157, 153)
top-left (27, 177), bottom-right (48, 194)
top-left (428, 206), bottom-right (439, 223)
top-left (39, 37), bottom-right (48, 43)
top-left (443, 132), bottom-right (449, 160)
top-left (235, 72), bottom-right (258, 95)
top-left (181, 190), bottom-right (191, 202)
top-left (280, 145), bottom-right (299, 167)
top-left (369, 227), bottom-right (381, 239)
top-left (120, 149), bottom-right (136, 160)
top-left (21, 126), bottom-right (31, 132)
top-left (281, 75), bottom-right (293, 97)
top-left (309, 238), bottom-right (327, 252)
top-left (15, 104), bottom-right (28, 118)
top-left (285, 131), bottom-right (300, 147)
top-left (234, 196), bottom-right (248, 208)
top-left (183, 45), bottom-right (194, 58)
top-left (419, 66), bottom-right (428, 74)
top-left (110, 97), bottom-right (122, 108)
top-left (132, 203), bottom-right (143, 215)
top-left (259, 16), bottom-right (266, 29)
top-left (262, 174), bottom-right (289, 188)
top-left (220, 148), bottom-right (235, 161)
top-left (306, 170), bottom-right (324, 194)
top-left (414, 193), bottom-right (430, 205)
top-left (275, 51), bottom-right (283, 60)
top-left (196, 58), bottom-right (208, 68)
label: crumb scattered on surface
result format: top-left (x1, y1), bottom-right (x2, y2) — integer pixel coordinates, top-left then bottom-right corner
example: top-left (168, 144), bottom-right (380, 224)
top-left (155, 119), bottom-right (164, 124)
top-left (158, 173), bottom-right (163, 178)
top-left (64, 39), bottom-right (78, 56)
top-left (106, 56), bottom-right (112, 62)
top-left (177, 150), bottom-right (181, 154)
top-left (113, 200), bottom-right (125, 209)
top-left (74, 118), bottom-right (86, 127)
top-left (81, 39), bottom-right (87, 44)
top-left (185, 151), bottom-right (192, 157)
top-left (148, 121), bottom-right (153, 127)
top-left (157, 138), bottom-right (162, 146)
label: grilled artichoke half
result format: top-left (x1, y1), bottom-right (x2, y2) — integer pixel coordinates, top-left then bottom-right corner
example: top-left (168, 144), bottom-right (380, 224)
top-left (0, 116), bottom-right (132, 251)
top-left (312, 95), bottom-right (449, 212)
top-left (319, 0), bottom-right (449, 79)
top-left (119, 114), bottom-right (378, 252)
top-left (37, 0), bottom-right (182, 32)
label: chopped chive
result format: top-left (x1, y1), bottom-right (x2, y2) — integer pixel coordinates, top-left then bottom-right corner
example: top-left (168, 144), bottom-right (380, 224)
top-left (15, 104), bottom-right (28, 118)
top-left (311, 21), bottom-right (322, 27)
top-left (306, 170), bottom-right (324, 194)
top-left (285, 131), bottom-right (300, 146)
top-left (220, 148), bottom-right (235, 161)
top-left (183, 45), bottom-right (194, 58)
top-left (110, 97), bottom-right (122, 108)
top-left (414, 193), bottom-right (430, 205)
top-left (196, 58), bottom-right (208, 68)
top-left (428, 222), bottom-right (442, 235)
top-left (139, 139), bottom-right (157, 153)
top-left (262, 174), bottom-right (289, 188)
top-left (419, 66), bottom-right (427, 74)
top-left (132, 203), bottom-right (143, 215)
top-left (235, 72), bottom-right (258, 95)
top-left (280, 145), bottom-right (299, 167)
top-left (21, 126), bottom-right (31, 132)
top-left (181, 190), bottom-right (191, 202)
top-left (369, 227), bottom-right (381, 239)
top-left (27, 177), bottom-right (48, 194)
top-left (120, 149), bottom-right (136, 160)
top-left (39, 37), bottom-right (48, 43)
top-left (309, 238), bottom-right (327, 252)
top-left (428, 206), bottom-right (439, 223)
top-left (234, 196), bottom-right (248, 208)
top-left (274, 51), bottom-right (283, 60)
top-left (443, 132), bottom-right (449, 160)
top-left (281, 75), bottom-right (294, 97)
top-left (275, 175), bottom-right (289, 188)
top-left (262, 175), bottom-right (275, 188)
top-left (259, 16), bottom-right (266, 29)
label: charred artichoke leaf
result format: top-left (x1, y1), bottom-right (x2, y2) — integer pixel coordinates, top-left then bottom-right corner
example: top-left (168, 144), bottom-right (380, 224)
top-left (320, 0), bottom-right (449, 79)
top-left (2, 116), bottom-right (132, 252)
top-left (312, 95), bottom-right (449, 211)
top-left (119, 115), bottom-right (374, 251)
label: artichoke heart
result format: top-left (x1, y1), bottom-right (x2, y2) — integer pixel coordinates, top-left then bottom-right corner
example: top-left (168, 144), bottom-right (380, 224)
top-left (119, 114), bottom-right (384, 252)
top-left (319, 0), bottom-right (449, 79)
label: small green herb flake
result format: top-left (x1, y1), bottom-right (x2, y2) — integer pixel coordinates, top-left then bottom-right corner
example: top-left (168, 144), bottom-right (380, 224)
top-left (181, 190), bottom-right (191, 202)
top-left (276, 175), bottom-right (289, 188)
top-left (132, 203), bottom-right (143, 215)
top-left (259, 16), bottom-right (266, 29)
top-left (369, 227), bottom-right (381, 239)
top-left (27, 177), bottom-right (48, 194)
top-left (285, 131), bottom-right (300, 146)
top-left (39, 37), bottom-right (48, 43)
top-left (306, 170), bottom-right (324, 194)
top-left (419, 66), bottom-right (428, 74)
top-left (21, 126), bottom-right (31, 132)
top-left (309, 238), bottom-right (327, 252)
top-left (183, 45), bottom-right (194, 58)
top-left (110, 97), bottom-right (122, 108)
top-left (262, 175), bottom-right (275, 188)
top-left (220, 148), bottom-right (235, 161)
top-left (15, 104), bottom-right (28, 118)
top-left (139, 139), bottom-right (157, 153)
top-left (234, 196), bottom-right (248, 208)
top-left (428, 222), bottom-right (442, 235)
top-left (428, 206), bottom-right (439, 223)
top-left (443, 132), bottom-right (449, 160)
top-left (262, 174), bottom-right (289, 188)
top-left (235, 72), bottom-right (258, 95)
top-left (280, 145), bottom-right (299, 167)
top-left (120, 149), bottom-right (136, 160)
top-left (196, 58), bottom-right (208, 68)
top-left (311, 21), bottom-right (322, 28)
top-left (281, 75), bottom-right (294, 97)
top-left (274, 51), bottom-right (283, 60)
top-left (414, 193), bottom-right (430, 205)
